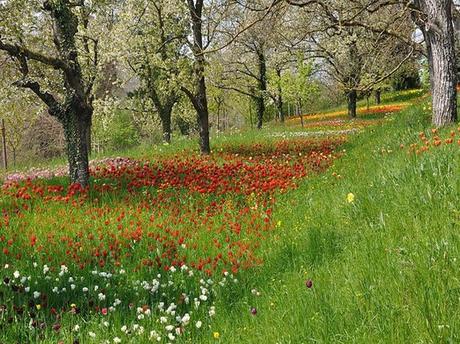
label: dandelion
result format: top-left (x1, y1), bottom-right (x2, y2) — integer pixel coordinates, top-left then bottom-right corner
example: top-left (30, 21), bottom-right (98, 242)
top-left (346, 193), bottom-right (355, 203)
top-left (213, 332), bottom-right (220, 339)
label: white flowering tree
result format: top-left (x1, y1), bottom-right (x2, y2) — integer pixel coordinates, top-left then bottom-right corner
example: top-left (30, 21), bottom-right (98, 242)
top-left (112, 0), bottom-right (190, 144)
top-left (0, 0), bottom-right (120, 186)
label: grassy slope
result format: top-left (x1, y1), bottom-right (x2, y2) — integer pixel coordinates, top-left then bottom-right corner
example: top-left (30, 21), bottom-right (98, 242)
top-left (202, 102), bottom-right (460, 343)
top-left (2, 90), bottom-right (458, 343)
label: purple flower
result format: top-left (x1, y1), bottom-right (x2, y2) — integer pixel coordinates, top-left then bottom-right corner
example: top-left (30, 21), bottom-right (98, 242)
top-left (305, 279), bottom-right (313, 289)
top-left (250, 307), bottom-right (257, 315)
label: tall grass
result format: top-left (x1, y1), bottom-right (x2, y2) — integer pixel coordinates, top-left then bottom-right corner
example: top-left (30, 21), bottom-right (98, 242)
top-left (204, 103), bottom-right (460, 343)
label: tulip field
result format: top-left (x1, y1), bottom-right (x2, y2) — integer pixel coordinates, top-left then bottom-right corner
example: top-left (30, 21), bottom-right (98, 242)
top-left (1, 93), bottom-right (460, 343)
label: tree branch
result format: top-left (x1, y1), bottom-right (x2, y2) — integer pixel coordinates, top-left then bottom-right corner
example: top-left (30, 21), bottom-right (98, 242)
top-left (13, 78), bottom-right (63, 118)
top-left (0, 38), bottom-right (69, 72)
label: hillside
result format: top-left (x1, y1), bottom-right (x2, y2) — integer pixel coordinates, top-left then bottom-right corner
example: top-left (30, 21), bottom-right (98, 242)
top-left (0, 91), bottom-right (459, 343)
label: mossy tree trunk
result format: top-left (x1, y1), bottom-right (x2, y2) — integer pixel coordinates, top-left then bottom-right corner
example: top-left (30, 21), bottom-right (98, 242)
top-left (0, 0), bottom-right (96, 187)
top-left (62, 106), bottom-right (92, 187)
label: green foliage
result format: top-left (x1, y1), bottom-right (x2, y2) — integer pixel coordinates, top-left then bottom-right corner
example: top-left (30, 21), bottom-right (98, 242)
top-left (279, 58), bottom-right (320, 112)
top-left (92, 99), bottom-right (140, 152)
top-left (391, 61), bottom-right (422, 90)
top-left (107, 110), bottom-right (140, 151)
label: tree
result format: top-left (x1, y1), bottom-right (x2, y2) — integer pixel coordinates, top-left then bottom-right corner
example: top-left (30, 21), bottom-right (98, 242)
top-left (411, 0), bottom-right (458, 126)
top-left (286, 1), bottom-right (414, 117)
top-left (0, 90), bottom-right (39, 166)
top-left (0, 0), bottom-right (108, 186)
top-left (216, 5), bottom-right (286, 129)
top-left (181, 0), bottom-right (279, 150)
top-left (281, 58), bottom-right (319, 125)
top-left (218, 34), bottom-right (269, 129)
top-left (181, 0), bottom-right (212, 154)
top-left (286, 0), bottom-right (458, 126)
top-left (116, 0), bottom-right (189, 144)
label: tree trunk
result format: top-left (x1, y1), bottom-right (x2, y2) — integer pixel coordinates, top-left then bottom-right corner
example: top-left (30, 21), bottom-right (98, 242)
top-left (413, 0), bottom-right (458, 126)
top-left (375, 89), bottom-right (381, 105)
top-left (256, 96), bottom-right (265, 130)
top-left (1, 119), bottom-right (7, 170)
top-left (62, 107), bottom-right (91, 188)
top-left (187, 0), bottom-right (211, 154)
top-left (347, 90), bottom-right (357, 118)
top-left (297, 103), bottom-right (304, 128)
top-left (276, 68), bottom-right (284, 123)
top-left (249, 100), bottom-right (254, 129)
top-left (197, 100), bottom-right (210, 154)
top-left (256, 49), bottom-right (267, 129)
top-left (161, 112), bottom-right (172, 144)
top-left (85, 117), bottom-right (92, 156)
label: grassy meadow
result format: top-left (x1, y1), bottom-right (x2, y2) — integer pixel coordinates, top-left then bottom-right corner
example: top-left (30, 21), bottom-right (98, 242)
top-left (0, 90), bottom-right (459, 343)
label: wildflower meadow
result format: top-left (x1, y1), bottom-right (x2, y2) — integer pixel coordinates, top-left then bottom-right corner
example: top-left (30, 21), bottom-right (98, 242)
top-left (0, 89), bottom-right (459, 343)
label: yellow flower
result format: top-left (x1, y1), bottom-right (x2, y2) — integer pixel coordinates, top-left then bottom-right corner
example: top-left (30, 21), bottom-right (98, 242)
top-left (276, 220), bottom-right (282, 227)
top-left (213, 332), bottom-right (220, 339)
top-left (346, 193), bottom-right (355, 203)
top-left (71, 303), bottom-right (76, 308)
top-left (36, 304), bottom-right (41, 310)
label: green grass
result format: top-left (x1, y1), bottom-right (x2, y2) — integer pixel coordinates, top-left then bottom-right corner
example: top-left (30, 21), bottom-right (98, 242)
top-left (200, 103), bottom-right (460, 343)
top-left (1, 93), bottom-right (459, 343)
top-left (302, 88), bottom-right (425, 117)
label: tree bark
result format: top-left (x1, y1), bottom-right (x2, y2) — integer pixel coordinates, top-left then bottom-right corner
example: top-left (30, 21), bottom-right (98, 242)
top-left (184, 0), bottom-right (211, 154)
top-left (86, 117), bottom-right (92, 156)
top-left (196, 96), bottom-right (210, 154)
top-left (412, 0), bottom-right (458, 126)
top-left (256, 49), bottom-right (267, 129)
top-left (375, 88), bottom-right (381, 105)
top-left (276, 68), bottom-right (284, 123)
top-left (256, 96), bottom-right (265, 130)
top-left (62, 107), bottom-right (91, 187)
top-left (160, 110), bottom-right (172, 144)
top-left (296, 102), bottom-right (304, 127)
top-left (347, 90), bottom-right (357, 118)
